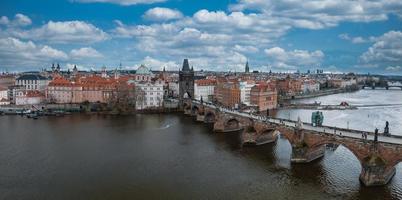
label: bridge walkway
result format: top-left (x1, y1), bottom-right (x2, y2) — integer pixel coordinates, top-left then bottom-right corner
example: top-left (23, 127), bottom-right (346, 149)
top-left (195, 101), bottom-right (402, 145)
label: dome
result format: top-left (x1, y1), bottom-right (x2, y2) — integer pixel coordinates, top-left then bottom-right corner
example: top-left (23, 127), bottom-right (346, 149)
top-left (136, 65), bottom-right (153, 75)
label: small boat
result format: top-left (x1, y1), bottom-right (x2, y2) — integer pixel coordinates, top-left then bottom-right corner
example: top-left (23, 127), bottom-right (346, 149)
top-left (26, 113), bottom-right (39, 119)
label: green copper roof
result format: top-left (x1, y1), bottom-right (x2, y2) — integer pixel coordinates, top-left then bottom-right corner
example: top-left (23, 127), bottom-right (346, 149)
top-left (136, 65), bottom-right (153, 75)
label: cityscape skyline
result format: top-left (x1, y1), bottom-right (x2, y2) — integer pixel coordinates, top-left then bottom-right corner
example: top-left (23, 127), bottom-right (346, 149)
top-left (0, 0), bottom-right (401, 75)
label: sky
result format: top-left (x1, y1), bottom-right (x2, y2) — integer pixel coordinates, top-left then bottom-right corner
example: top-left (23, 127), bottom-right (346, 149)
top-left (0, 0), bottom-right (401, 75)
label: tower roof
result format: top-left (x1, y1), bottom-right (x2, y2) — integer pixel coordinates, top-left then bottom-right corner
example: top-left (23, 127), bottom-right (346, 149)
top-left (136, 64), bottom-right (153, 75)
top-left (245, 60), bottom-right (250, 73)
top-left (182, 59), bottom-right (190, 71)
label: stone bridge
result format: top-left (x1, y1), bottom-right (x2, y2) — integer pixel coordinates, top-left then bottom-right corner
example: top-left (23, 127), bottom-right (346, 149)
top-left (182, 100), bottom-right (402, 187)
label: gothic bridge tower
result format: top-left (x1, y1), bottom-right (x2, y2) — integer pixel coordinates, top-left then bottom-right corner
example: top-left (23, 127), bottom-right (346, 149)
top-left (179, 59), bottom-right (194, 107)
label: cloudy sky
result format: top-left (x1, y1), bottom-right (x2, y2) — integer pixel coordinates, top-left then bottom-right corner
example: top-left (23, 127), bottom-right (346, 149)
top-left (0, 0), bottom-right (401, 74)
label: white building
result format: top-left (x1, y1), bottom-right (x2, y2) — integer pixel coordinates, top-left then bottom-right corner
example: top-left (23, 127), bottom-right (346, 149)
top-left (301, 80), bottom-right (320, 93)
top-left (167, 81), bottom-right (179, 98)
top-left (194, 79), bottom-right (216, 102)
top-left (15, 90), bottom-right (44, 105)
top-left (330, 78), bottom-right (357, 88)
top-left (16, 74), bottom-right (49, 91)
top-left (343, 79), bottom-right (357, 88)
top-left (239, 81), bottom-right (255, 106)
top-left (7, 85), bottom-right (25, 104)
top-left (0, 86), bottom-right (7, 101)
top-left (133, 79), bottom-right (164, 110)
top-left (0, 86), bottom-right (9, 105)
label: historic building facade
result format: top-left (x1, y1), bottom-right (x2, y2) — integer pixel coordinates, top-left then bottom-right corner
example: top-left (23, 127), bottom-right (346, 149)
top-left (194, 79), bottom-right (216, 102)
top-left (250, 83), bottom-right (278, 111)
top-left (15, 74), bottom-right (50, 91)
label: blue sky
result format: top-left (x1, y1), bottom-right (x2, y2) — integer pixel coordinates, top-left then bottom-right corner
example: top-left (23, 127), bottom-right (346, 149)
top-left (0, 0), bottom-right (401, 75)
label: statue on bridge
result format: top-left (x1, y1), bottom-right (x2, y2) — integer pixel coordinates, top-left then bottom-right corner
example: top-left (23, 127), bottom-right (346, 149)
top-left (311, 111), bottom-right (324, 127)
top-left (374, 128), bottom-right (379, 142)
top-left (296, 116), bottom-right (303, 129)
top-left (384, 121), bottom-right (390, 136)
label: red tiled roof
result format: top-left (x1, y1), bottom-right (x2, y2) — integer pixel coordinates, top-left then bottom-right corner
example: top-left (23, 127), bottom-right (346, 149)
top-left (25, 90), bottom-right (45, 98)
top-left (195, 79), bottom-right (217, 86)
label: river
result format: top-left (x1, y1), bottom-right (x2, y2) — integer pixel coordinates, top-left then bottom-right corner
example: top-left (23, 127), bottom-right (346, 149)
top-left (1, 89), bottom-right (402, 200)
top-left (278, 89), bottom-right (402, 136)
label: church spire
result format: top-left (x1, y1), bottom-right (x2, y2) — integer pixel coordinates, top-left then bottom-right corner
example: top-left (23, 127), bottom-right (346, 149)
top-left (245, 60), bottom-right (250, 73)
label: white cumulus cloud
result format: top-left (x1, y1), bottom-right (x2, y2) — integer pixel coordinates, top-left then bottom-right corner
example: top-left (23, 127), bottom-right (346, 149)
top-left (15, 21), bottom-right (108, 44)
top-left (134, 56), bottom-right (179, 71)
top-left (360, 31), bottom-right (402, 69)
top-left (72, 0), bottom-right (166, 6)
top-left (230, 0), bottom-right (402, 29)
top-left (143, 7), bottom-right (183, 21)
top-left (0, 13), bottom-right (32, 27)
top-left (265, 47), bottom-right (324, 69)
top-left (70, 47), bottom-right (103, 59)
top-left (0, 37), bottom-right (68, 69)
top-left (386, 66), bottom-right (401, 72)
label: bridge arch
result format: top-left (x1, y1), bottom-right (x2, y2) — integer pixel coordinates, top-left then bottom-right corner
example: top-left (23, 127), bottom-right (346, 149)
top-left (192, 105), bottom-right (201, 115)
top-left (225, 118), bottom-right (240, 131)
top-left (204, 111), bottom-right (216, 123)
top-left (259, 128), bottom-right (278, 137)
top-left (257, 128), bottom-right (279, 144)
top-left (183, 102), bottom-right (191, 110)
top-left (308, 140), bottom-right (365, 164)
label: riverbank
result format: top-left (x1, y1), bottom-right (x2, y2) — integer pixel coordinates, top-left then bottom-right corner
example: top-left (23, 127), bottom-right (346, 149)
top-left (0, 103), bottom-right (181, 116)
top-left (280, 88), bottom-right (359, 101)
top-left (281, 104), bottom-right (357, 110)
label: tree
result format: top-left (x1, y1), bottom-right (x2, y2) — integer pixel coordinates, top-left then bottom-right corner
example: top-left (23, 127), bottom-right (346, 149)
top-left (107, 82), bottom-right (136, 114)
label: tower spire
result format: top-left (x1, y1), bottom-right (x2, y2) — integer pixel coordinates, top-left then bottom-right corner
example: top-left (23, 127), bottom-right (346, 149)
top-left (245, 60), bottom-right (250, 73)
top-left (182, 59), bottom-right (190, 71)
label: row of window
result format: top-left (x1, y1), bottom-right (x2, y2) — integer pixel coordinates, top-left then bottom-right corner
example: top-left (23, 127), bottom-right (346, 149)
top-left (18, 80), bottom-right (46, 84)
top-left (143, 87), bottom-right (162, 91)
top-left (145, 92), bottom-right (162, 96)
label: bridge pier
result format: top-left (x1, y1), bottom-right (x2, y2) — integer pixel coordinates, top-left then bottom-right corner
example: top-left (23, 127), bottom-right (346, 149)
top-left (196, 113), bottom-right (205, 122)
top-left (359, 155), bottom-right (396, 186)
top-left (291, 145), bottom-right (325, 163)
top-left (184, 108), bottom-right (191, 115)
top-left (242, 129), bottom-right (278, 146)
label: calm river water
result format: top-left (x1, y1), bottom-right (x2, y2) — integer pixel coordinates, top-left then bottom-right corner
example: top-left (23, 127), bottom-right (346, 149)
top-left (1, 89), bottom-right (402, 200)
